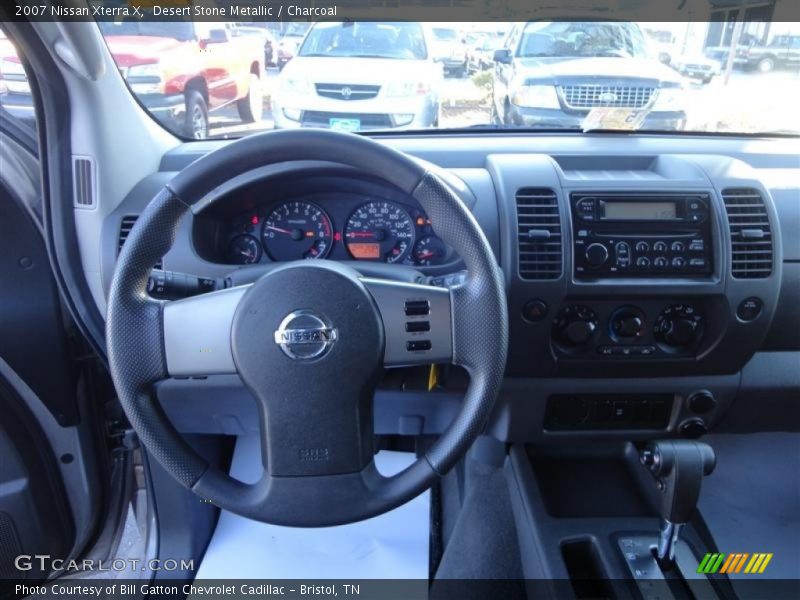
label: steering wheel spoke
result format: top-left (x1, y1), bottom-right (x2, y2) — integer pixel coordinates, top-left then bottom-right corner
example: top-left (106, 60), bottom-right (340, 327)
top-left (361, 278), bottom-right (453, 367)
top-left (162, 285), bottom-right (249, 377)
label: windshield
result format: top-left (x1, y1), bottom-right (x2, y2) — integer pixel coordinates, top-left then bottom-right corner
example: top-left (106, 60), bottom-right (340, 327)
top-left (433, 28), bottom-right (459, 41)
top-left (95, 19), bottom-right (800, 138)
top-left (519, 21), bottom-right (649, 59)
top-left (298, 22), bottom-right (427, 60)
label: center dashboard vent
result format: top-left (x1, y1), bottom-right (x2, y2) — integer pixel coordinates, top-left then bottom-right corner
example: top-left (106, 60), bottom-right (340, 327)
top-left (118, 215), bottom-right (162, 270)
top-left (722, 188), bottom-right (773, 279)
top-left (515, 188), bottom-right (562, 280)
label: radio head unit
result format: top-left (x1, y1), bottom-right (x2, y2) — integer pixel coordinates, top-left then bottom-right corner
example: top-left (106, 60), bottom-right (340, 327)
top-left (571, 192), bottom-right (713, 279)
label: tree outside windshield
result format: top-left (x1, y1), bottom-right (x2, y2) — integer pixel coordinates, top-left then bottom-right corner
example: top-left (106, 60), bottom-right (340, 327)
top-left (71, 19), bottom-right (800, 139)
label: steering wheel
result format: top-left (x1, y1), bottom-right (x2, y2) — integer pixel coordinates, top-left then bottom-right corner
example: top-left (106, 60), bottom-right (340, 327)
top-left (106, 130), bottom-right (508, 526)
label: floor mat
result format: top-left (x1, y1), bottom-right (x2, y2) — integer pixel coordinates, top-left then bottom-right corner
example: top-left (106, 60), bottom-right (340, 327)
top-left (195, 435), bottom-right (430, 580)
top-left (700, 433), bottom-right (800, 581)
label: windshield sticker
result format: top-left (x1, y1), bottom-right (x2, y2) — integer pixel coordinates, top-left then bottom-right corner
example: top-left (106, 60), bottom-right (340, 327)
top-left (582, 108), bottom-right (650, 132)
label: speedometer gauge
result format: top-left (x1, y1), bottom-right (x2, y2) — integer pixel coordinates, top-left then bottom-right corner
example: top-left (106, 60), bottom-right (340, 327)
top-left (344, 201), bottom-right (415, 263)
top-left (261, 201), bottom-right (333, 261)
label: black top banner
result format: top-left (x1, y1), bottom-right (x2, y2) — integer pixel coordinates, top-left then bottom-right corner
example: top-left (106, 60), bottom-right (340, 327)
top-left (3, 0), bottom-right (800, 23)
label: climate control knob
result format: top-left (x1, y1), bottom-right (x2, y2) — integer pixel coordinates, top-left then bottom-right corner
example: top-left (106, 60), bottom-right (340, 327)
top-left (553, 305), bottom-right (599, 349)
top-left (609, 306), bottom-right (646, 342)
top-left (584, 243), bottom-right (609, 268)
top-left (654, 304), bottom-right (704, 351)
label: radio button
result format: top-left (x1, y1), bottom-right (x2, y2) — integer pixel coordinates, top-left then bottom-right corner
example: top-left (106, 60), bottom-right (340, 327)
top-left (689, 258), bottom-right (707, 268)
top-left (689, 239), bottom-right (705, 252)
top-left (576, 199), bottom-right (596, 220)
top-left (736, 297), bottom-right (763, 322)
top-left (615, 242), bottom-right (631, 268)
top-left (671, 241), bottom-right (686, 253)
top-left (635, 241), bottom-right (649, 253)
top-left (636, 256), bottom-right (650, 268)
top-left (672, 256), bottom-right (686, 269)
top-left (585, 243), bottom-right (609, 267)
top-left (654, 256), bottom-right (668, 269)
top-left (653, 241), bottom-right (668, 253)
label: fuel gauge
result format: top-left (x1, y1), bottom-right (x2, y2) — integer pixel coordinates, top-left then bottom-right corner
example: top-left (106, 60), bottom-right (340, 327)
top-left (227, 234), bottom-right (262, 264)
top-left (413, 236), bottom-right (448, 266)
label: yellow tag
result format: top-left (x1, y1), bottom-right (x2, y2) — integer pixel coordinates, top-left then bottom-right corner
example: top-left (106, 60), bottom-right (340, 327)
top-left (427, 364), bottom-right (439, 391)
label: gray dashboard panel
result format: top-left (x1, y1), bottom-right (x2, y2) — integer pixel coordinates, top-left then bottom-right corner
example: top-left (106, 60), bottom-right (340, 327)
top-left (110, 132), bottom-right (799, 439)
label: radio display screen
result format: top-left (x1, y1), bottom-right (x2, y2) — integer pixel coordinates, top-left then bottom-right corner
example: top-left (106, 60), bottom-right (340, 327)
top-left (603, 201), bottom-right (677, 220)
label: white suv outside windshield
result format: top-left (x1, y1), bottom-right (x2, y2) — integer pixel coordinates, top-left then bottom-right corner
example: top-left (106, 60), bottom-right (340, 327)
top-left (85, 19), bottom-right (800, 138)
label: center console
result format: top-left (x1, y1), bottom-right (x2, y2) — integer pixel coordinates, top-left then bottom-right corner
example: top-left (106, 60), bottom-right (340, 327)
top-left (487, 152), bottom-right (783, 442)
top-left (488, 153), bottom-right (782, 378)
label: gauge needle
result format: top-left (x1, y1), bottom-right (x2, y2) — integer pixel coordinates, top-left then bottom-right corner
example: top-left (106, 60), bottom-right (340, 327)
top-left (266, 225), bottom-right (293, 235)
top-left (347, 232), bottom-right (375, 239)
top-left (416, 251), bottom-right (435, 259)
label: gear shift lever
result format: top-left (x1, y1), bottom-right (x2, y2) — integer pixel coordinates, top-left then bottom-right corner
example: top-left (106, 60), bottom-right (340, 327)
top-left (640, 440), bottom-right (716, 566)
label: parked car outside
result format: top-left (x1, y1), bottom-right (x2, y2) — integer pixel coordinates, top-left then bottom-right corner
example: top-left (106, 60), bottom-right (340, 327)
top-left (737, 34), bottom-right (800, 73)
top-left (276, 24), bottom-right (311, 70)
top-left (227, 22), bottom-right (277, 67)
top-left (467, 35), bottom-right (504, 72)
top-left (429, 25), bottom-right (469, 77)
top-left (96, 21), bottom-right (264, 138)
top-left (645, 28), bottom-right (677, 66)
top-left (0, 30), bottom-right (34, 124)
top-left (671, 52), bottom-right (721, 84)
top-left (491, 21), bottom-right (687, 130)
top-left (271, 21), bottom-right (442, 131)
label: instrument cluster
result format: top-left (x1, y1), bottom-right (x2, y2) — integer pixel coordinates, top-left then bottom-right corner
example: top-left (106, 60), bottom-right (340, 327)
top-left (220, 193), bottom-right (455, 268)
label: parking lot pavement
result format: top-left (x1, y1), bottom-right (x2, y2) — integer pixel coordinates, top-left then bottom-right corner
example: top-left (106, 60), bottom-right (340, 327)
top-left (206, 67), bottom-right (799, 138)
top-left (682, 69), bottom-right (800, 133)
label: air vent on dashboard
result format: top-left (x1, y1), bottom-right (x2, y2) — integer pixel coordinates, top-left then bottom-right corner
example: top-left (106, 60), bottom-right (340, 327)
top-left (118, 215), bottom-right (162, 270)
top-left (516, 188), bottom-right (562, 280)
top-left (73, 156), bottom-right (95, 208)
top-left (722, 188), bottom-right (773, 279)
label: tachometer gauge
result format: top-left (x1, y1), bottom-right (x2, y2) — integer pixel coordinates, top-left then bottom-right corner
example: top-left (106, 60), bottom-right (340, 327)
top-left (413, 236), bottom-right (448, 266)
top-left (227, 234), bottom-right (262, 264)
top-left (261, 201), bottom-right (333, 261)
top-left (344, 201), bottom-right (415, 263)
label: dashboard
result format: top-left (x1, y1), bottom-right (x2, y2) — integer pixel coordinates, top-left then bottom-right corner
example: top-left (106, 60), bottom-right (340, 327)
top-left (99, 133), bottom-right (799, 443)
top-left (193, 176), bottom-right (456, 268)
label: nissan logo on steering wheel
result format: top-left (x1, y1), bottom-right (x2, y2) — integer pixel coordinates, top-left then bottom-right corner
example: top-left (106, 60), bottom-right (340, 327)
top-left (273, 310), bottom-right (338, 360)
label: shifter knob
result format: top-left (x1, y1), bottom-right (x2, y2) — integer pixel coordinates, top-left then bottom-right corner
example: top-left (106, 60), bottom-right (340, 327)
top-left (640, 440), bottom-right (716, 564)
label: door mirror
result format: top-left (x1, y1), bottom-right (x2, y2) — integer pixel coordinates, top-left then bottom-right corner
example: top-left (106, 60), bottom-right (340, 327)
top-left (493, 48), bottom-right (512, 64)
